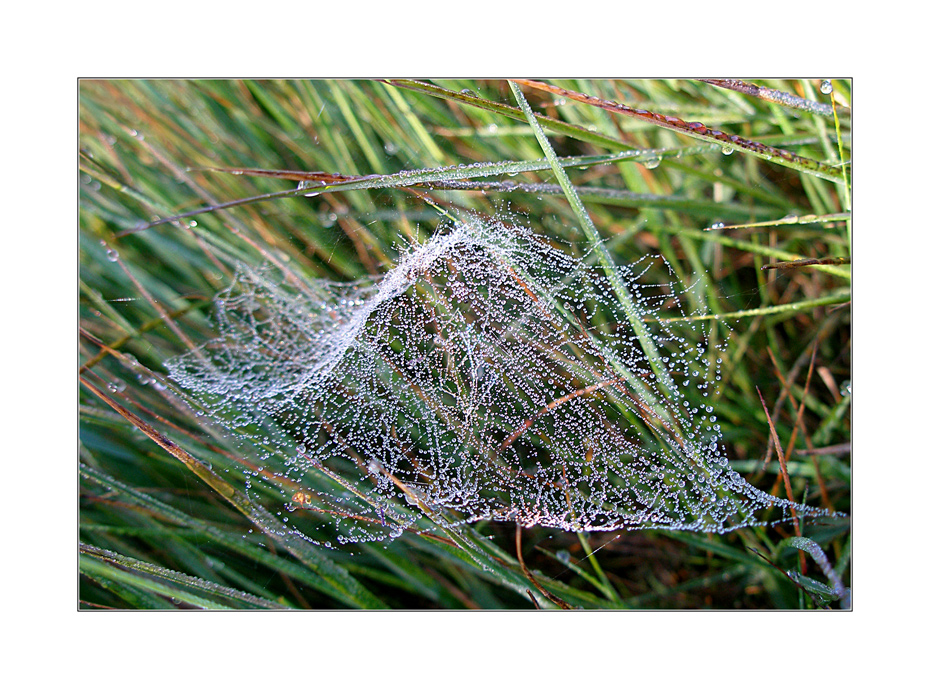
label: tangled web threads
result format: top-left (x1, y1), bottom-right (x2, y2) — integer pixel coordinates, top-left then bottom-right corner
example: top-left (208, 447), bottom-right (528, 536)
top-left (168, 215), bottom-right (838, 545)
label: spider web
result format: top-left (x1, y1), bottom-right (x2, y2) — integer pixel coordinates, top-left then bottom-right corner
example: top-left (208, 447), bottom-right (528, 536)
top-left (167, 214), bottom-right (837, 545)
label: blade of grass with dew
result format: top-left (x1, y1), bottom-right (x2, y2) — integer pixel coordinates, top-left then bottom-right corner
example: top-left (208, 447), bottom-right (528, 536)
top-left (389, 78), bottom-right (799, 211)
top-left (126, 149), bottom-right (742, 235)
top-left (509, 80), bottom-right (675, 396)
top-left (80, 543), bottom-right (286, 609)
top-left (514, 79), bottom-right (844, 183)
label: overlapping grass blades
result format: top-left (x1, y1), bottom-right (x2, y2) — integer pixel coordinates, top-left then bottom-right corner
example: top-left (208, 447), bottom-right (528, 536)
top-left (79, 79), bottom-right (850, 609)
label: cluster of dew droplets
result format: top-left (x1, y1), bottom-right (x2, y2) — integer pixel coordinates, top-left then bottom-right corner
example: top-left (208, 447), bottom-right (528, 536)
top-left (167, 215), bottom-right (836, 545)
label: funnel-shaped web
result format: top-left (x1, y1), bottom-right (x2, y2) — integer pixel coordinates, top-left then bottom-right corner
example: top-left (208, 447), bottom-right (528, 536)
top-left (168, 215), bottom-right (837, 545)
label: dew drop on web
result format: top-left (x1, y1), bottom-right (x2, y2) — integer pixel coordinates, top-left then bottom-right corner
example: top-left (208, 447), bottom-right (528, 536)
top-left (167, 213), bottom-right (840, 545)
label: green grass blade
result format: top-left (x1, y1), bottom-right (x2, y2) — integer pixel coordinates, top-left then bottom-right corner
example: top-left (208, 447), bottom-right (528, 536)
top-left (509, 80), bottom-right (674, 396)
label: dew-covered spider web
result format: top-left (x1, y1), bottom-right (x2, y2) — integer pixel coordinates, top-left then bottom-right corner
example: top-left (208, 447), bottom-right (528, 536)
top-left (167, 214), bottom-right (837, 545)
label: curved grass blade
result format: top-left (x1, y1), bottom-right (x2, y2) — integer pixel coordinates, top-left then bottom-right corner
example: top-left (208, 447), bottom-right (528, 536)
top-left (781, 536), bottom-right (849, 608)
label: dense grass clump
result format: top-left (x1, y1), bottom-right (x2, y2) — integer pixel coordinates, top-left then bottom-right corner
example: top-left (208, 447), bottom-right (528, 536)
top-left (79, 79), bottom-right (850, 609)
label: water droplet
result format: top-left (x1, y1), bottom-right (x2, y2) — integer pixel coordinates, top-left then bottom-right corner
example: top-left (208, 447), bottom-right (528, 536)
top-left (721, 145), bottom-right (734, 155)
top-left (643, 157), bottom-right (661, 169)
top-left (166, 214), bottom-right (831, 546)
top-left (708, 222), bottom-right (725, 231)
top-left (108, 380), bottom-right (126, 393)
top-left (383, 141), bottom-right (399, 155)
top-left (105, 247), bottom-right (119, 262)
top-left (820, 80), bottom-right (833, 95)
